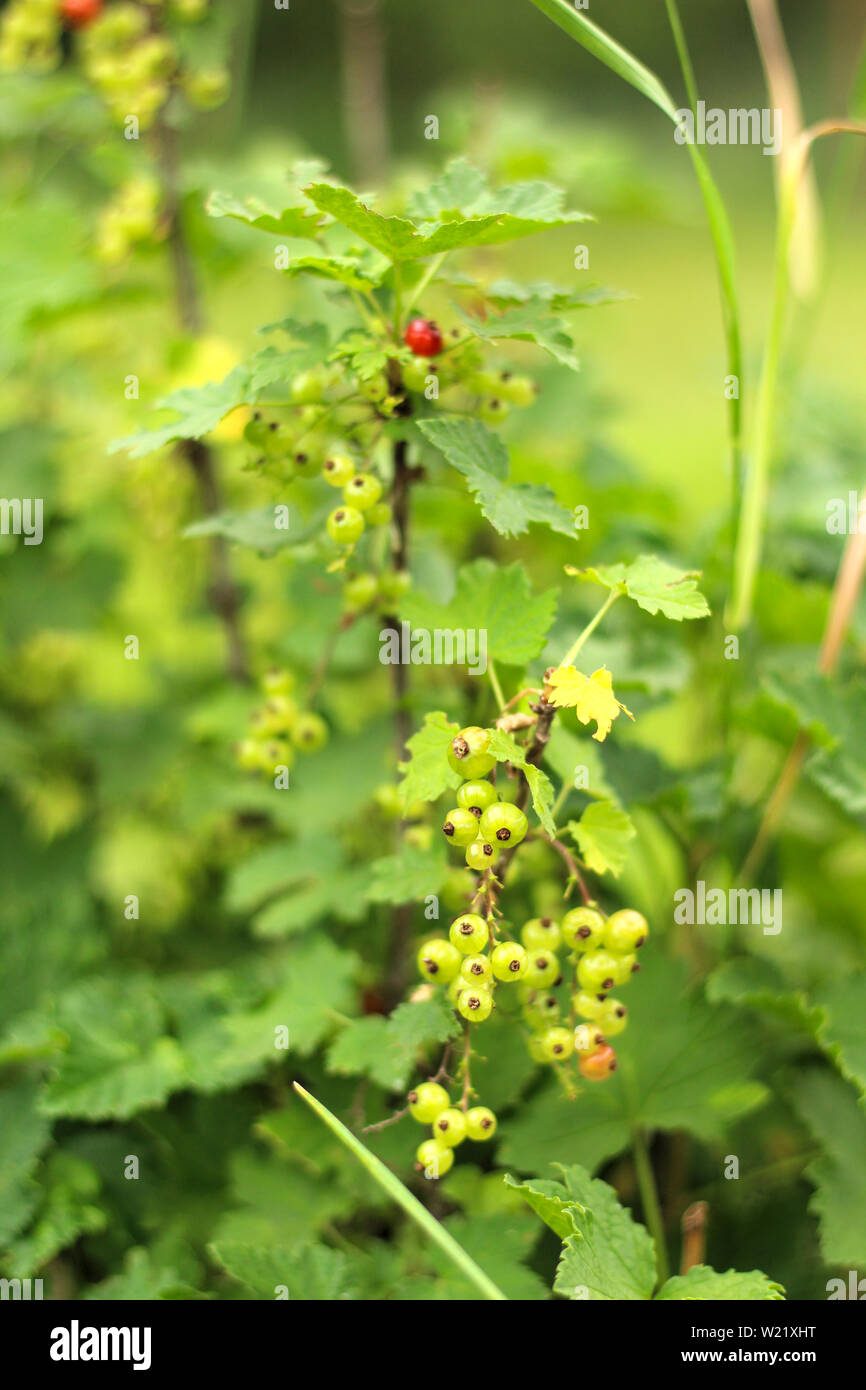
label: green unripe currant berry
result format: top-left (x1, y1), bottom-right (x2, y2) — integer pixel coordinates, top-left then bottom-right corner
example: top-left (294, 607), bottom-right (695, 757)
top-left (407, 1081), bottom-right (450, 1123)
top-left (478, 801), bottom-right (528, 848)
top-left (261, 667), bottom-right (294, 697)
top-left (447, 973), bottom-right (467, 1006)
top-left (431, 1108), bottom-right (467, 1147)
top-left (465, 1106), bottom-right (497, 1141)
top-left (574, 1019), bottom-right (606, 1054)
top-left (290, 368), bottom-right (326, 404)
top-left (327, 506), bottom-right (365, 545)
top-left (292, 447), bottom-right (323, 478)
top-left (527, 1034), bottom-right (548, 1063)
top-left (184, 66), bottom-right (230, 109)
top-left (243, 414), bottom-right (270, 449)
top-left (343, 473), bottom-right (382, 511)
top-left (465, 839), bottom-right (498, 872)
top-left (561, 906), bottom-right (606, 952)
top-left (343, 572), bottom-right (378, 611)
top-left (459, 954), bottom-right (493, 985)
top-left (479, 397), bottom-right (510, 425)
top-left (366, 502), bottom-right (392, 527)
top-left (603, 908), bottom-right (649, 952)
top-left (377, 569), bottom-right (410, 606)
top-left (359, 373), bottom-right (389, 403)
top-left (498, 374), bottom-right (537, 407)
top-left (457, 986), bottom-right (493, 1022)
top-left (612, 952), bottom-right (637, 986)
top-left (447, 727), bottom-right (495, 779)
top-left (416, 1138), bottom-right (453, 1178)
top-left (236, 738), bottom-right (267, 771)
top-left (597, 999), bottom-right (628, 1036)
top-left (456, 780), bottom-right (497, 818)
top-left (522, 949), bottom-right (561, 990)
top-left (491, 941), bottom-right (528, 982)
top-left (572, 990), bottom-right (608, 1020)
top-left (258, 421), bottom-right (292, 457)
top-left (259, 695), bottom-right (298, 735)
top-left (448, 912), bottom-right (488, 954)
top-left (442, 808), bottom-right (479, 848)
top-left (403, 359), bottom-right (434, 393)
top-left (466, 369), bottom-right (502, 394)
top-left (292, 711), bottom-right (328, 753)
top-left (521, 916), bottom-right (562, 952)
top-left (521, 992), bottom-right (560, 1030)
top-left (540, 1025), bottom-right (574, 1062)
top-left (576, 949), bottom-right (620, 995)
top-left (417, 938), bottom-right (461, 983)
top-left (322, 452), bottom-right (356, 487)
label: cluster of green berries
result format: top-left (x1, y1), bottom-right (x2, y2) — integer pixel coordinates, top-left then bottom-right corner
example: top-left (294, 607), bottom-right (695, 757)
top-left (417, 912), bottom-right (535, 1028)
top-left (77, 1), bottom-right (227, 129)
top-left (0, 0), bottom-right (226, 123)
top-left (408, 1082), bottom-right (496, 1179)
top-left (402, 317), bottom-right (539, 424)
top-left (235, 667), bottom-right (328, 776)
top-left (521, 906), bottom-right (649, 1081)
top-left (440, 729), bottom-right (528, 870)
top-left (96, 174), bottom-right (162, 263)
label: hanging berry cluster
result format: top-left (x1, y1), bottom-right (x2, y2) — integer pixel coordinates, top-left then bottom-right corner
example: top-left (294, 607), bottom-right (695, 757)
top-left (0, 1), bottom-right (227, 127)
top-left (235, 668), bottom-right (329, 779)
top-left (408, 723), bottom-right (650, 1180)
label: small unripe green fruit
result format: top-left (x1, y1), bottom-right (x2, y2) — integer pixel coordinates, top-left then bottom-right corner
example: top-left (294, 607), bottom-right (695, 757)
top-left (562, 906), bottom-right (606, 952)
top-left (408, 1081), bottom-right (450, 1123)
top-left (416, 938), bottom-right (461, 983)
top-left (491, 941), bottom-right (528, 982)
top-left (448, 912), bottom-right (488, 954)
top-left (431, 1108), bottom-right (468, 1147)
top-left (416, 1138), bottom-right (453, 1177)
top-left (442, 808), bottom-right (479, 848)
top-left (465, 1106), bottom-right (497, 1141)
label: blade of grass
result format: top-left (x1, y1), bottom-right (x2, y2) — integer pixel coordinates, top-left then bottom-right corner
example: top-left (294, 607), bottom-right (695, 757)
top-left (727, 118), bottom-right (866, 630)
top-left (528, 0), bottom-right (743, 511)
top-left (292, 1083), bottom-right (508, 1300)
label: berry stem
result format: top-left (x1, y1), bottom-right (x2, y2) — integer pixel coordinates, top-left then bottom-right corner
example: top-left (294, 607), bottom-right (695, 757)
top-left (558, 590), bottom-right (620, 669)
top-left (631, 1124), bottom-right (670, 1286)
top-left (153, 113), bottom-right (250, 685)
top-left (487, 658), bottom-right (506, 712)
top-left (403, 251), bottom-right (449, 320)
top-left (459, 1025), bottom-right (473, 1113)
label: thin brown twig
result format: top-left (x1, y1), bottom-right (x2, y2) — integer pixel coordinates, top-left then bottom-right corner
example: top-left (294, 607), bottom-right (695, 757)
top-left (680, 1201), bottom-right (709, 1274)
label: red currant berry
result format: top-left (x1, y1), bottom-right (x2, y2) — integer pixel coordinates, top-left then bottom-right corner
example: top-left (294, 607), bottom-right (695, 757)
top-left (579, 1044), bottom-right (618, 1082)
top-left (61, 0), bottom-right (103, 28)
top-left (404, 317), bottom-right (443, 357)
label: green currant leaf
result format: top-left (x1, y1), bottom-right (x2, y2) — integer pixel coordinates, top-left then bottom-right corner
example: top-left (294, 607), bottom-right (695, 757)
top-left (655, 1266), bottom-right (785, 1301)
top-left (327, 996), bottom-right (458, 1092)
top-left (0, 1081), bottom-right (51, 1245)
top-left (417, 416), bottom-right (574, 538)
top-left (184, 506), bottom-right (328, 556)
top-left (788, 1069), bottom-right (866, 1268)
top-left (206, 190), bottom-right (323, 237)
top-left (109, 329), bottom-right (330, 458)
top-left (4, 1153), bottom-right (106, 1279)
top-left (452, 300), bottom-right (580, 371)
top-left (398, 711), bottom-right (462, 809)
top-left (304, 182), bottom-right (503, 259)
top-left (503, 1174), bottom-right (583, 1241)
top-left (485, 278), bottom-right (629, 312)
top-left (399, 558), bottom-right (557, 666)
top-left (279, 252), bottom-right (386, 292)
top-left (706, 958), bottom-right (825, 1039)
top-left (405, 156), bottom-right (590, 240)
top-left (500, 954), bottom-right (768, 1174)
top-left (567, 800), bottom-right (636, 877)
top-left (762, 672), bottom-right (866, 820)
top-left (567, 555), bottom-right (711, 621)
top-left (432, 1211), bottom-right (549, 1300)
top-left (82, 1248), bottom-right (209, 1302)
top-left (487, 729), bottom-right (556, 837)
top-left (210, 1240), bottom-right (357, 1301)
top-left (40, 978), bottom-right (188, 1121)
top-left (814, 974), bottom-right (866, 1100)
top-left (554, 1165), bottom-right (658, 1300)
top-left (367, 843), bottom-right (448, 905)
